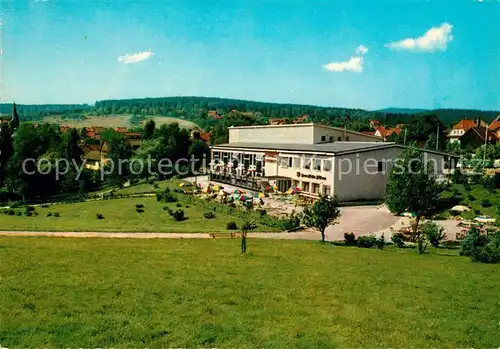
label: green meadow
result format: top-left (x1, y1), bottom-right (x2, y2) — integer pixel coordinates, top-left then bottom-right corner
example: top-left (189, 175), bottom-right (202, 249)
top-left (0, 237), bottom-right (498, 348)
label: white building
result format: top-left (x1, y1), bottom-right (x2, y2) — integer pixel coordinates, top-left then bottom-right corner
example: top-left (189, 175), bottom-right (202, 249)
top-left (210, 123), bottom-right (456, 202)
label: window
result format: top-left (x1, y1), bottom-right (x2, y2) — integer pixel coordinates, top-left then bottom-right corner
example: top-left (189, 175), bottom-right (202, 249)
top-left (346, 136), bottom-right (350, 141)
top-left (321, 135), bottom-right (326, 142)
top-left (377, 161), bottom-right (384, 172)
top-left (312, 183), bottom-right (320, 194)
top-left (337, 136), bottom-right (342, 141)
top-left (313, 159), bottom-right (321, 171)
top-left (292, 157), bottom-right (301, 169)
top-left (302, 182), bottom-right (310, 192)
top-left (323, 185), bottom-right (331, 196)
top-left (303, 157), bottom-right (311, 170)
top-left (279, 157), bottom-right (291, 168)
top-left (329, 136), bottom-right (334, 142)
top-left (292, 180), bottom-right (300, 187)
top-left (323, 160), bottom-right (332, 172)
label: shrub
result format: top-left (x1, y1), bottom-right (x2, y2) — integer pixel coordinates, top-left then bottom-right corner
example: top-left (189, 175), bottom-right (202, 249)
top-left (344, 232), bottom-right (357, 246)
top-left (421, 221), bottom-right (446, 248)
top-left (176, 203), bottom-right (182, 208)
top-left (96, 213), bottom-right (104, 220)
top-left (135, 204), bottom-right (144, 209)
top-left (136, 208), bottom-right (145, 213)
top-left (376, 234), bottom-right (385, 250)
top-left (53, 212), bottom-right (60, 218)
top-left (281, 211), bottom-right (301, 231)
top-left (226, 222), bottom-right (238, 230)
top-left (468, 194), bottom-right (476, 201)
top-left (156, 188), bottom-right (178, 203)
top-left (460, 228), bottom-right (500, 263)
top-left (391, 233), bottom-right (405, 248)
top-left (463, 182), bottom-right (471, 191)
top-left (25, 206), bottom-right (35, 212)
top-left (46, 212), bottom-right (53, 217)
top-left (162, 206), bottom-right (168, 211)
top-left (172, 209), bottom-right (185, 221)
top-left (203, 212), bottom-right (216, 219)
top-left (153, 183), bottom-right (159, 189)
top-left (9, 201), bottom-right (21, 209)
top-left (481, 199), bottom-right (493, 208)
top-left (16, 211), bottom-right (22, 216)
top-left (474, 209), bottom-right (481, 215)
top-left (41, 204), bottom-right (50, 208)
top-left (357, 235), bottom-right (377, 248)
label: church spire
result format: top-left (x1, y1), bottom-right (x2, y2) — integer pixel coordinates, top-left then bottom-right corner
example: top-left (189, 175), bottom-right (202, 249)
top-left (10, 102), bottom-right (19, 130)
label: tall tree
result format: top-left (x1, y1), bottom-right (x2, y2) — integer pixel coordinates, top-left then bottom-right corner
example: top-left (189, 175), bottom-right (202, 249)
top-left (302, 196), bottom-right (341, 242)
top-left (386, 145), bottom-right (444, 251)
top-left (143, 119), bottom-right (156, 140)
top-left (65, 128), bottom-right (83, 164)
top-left (0, 123), bottom-right (13, 186)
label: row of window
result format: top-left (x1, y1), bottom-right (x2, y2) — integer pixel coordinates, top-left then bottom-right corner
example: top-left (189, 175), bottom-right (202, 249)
top-left (320, 135), bottom-right (349, 142)
top-left (280, 157), bottom-right (332, 172)
top-left (292, 180), bottom-right (331, 196)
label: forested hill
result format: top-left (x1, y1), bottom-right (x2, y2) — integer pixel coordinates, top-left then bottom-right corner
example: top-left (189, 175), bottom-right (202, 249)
top-left (0, 98), bottom-right (497, 128)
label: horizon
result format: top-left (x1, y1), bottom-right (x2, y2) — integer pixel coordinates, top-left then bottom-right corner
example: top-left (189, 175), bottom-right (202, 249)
top-left (1, 1), bottom-right (499, 110)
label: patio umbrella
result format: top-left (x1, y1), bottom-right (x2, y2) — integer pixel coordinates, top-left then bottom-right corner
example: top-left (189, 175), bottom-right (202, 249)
top-left (201, 187), bottom-right (211, 194)
top-left (451, 205), bottom-right (470, 212)
top-left (255, 192), bottom-right (265, 199)
top-left (218, 189), bottom-right (229, 196)
top-left (233, 188), bottom-right (246, 194)
top-left (286, 186), bottom-right (302, 195)
top-left (238, 194), bottom-right (253, 201)
top-left (475, 216), bottom-right (496, 224)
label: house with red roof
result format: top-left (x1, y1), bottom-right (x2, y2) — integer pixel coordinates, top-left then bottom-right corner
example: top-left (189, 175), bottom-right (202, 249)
top-left (490, 116), bottom-right (500, 139)
top-left (293, 115), bottom-right (310, 124)
top-left (374, 126), bottom-right (402, 140)
top-left (460, 126), bottom-right (498, 149)
top-left (448, 118), bottom-right (487, 144)
top-left (269, 118), bottom-right (287, 125)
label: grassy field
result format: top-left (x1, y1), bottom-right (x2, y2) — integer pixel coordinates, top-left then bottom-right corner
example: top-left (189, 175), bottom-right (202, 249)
top-left (41, 115), bottom-right (199, 130)
top-left (0, 238), bottom-right (498, 348)
top-left (0, 196), bottom-right (273, 233)
top-left (442, 184), bottom-right (500, 218)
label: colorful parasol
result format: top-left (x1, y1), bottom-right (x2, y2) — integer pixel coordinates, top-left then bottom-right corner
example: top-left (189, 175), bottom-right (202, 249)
top-left (286, 186), bottom-right (302, 195)
top-left (233, 188), bottom-right (246, 194)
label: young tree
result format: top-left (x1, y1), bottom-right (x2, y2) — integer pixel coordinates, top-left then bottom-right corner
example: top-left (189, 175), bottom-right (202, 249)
top-left (386, 146), bottom-right (444, 252)
top-left (301, 196), bottom-right (341, 242)
top-left (240, 220), bottom-right (257, 254)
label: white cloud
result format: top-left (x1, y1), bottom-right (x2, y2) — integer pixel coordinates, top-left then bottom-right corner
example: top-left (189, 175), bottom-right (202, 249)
top-left (322, 56), bottom-right (364, 73)
top-left (118, 50), bottom-right (153, 64)
top-left (385, 23), bottom-right (453, 52)
top-left (356, 45), bottom-right (369, 55)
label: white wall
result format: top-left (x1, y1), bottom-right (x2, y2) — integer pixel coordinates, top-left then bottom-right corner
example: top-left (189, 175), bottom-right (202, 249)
top-left (229, 125), bottom-right (314, 144)
top-left (333, 147), bottom-right (453, 201)
top-left (228, 124), bottom-right (382, 144)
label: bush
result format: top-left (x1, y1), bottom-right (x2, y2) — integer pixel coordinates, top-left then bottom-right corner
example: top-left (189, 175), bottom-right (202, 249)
top-left (463, 182), bottom-right (471, 191)
top-left (203, 211), bottom-right (216, 219)
top-left (391, 233), bottom-right (405, 248)
top-left (153, 183), bottom-right (159, 189)
top-left (481, 199), bottom-right (493, 208)
top-left (176, 203), bottom-right (182, 208)
top-left (474, 209), bottom-right (481, 215)
top-left (41, 204), bottom-right (50, 208)
top-left (226, 222), bottom-right (238, 230)
top-left (376, 234), bottom-right (385, 250)
top-left (460, 228), bottom-right (500, 263)
top-left (46, 212), bottom-right (53, 217)
top-left (421, 221), bottom-right (446, 248)
top-left (135, 204), bottom-right (144, 209)
top-left (16, 212), bottom-right (22, 216)
top-left (468, 194), bottom-right (476, 201)
top-left (281, 211), bottom-right (301, 231)
top-left (156, 188), bottom-right (178, 203)
top-left (172, 209), bottom-right (185, 221)
top-left (357, 235), bottom-right (377, 248)
top-left (96, 213), bottom-right (104, 220)
top-left (53, 212), bottom-right (60, 218)
top-left (136, 208), bottom-right (145, 213)
top-left (344, 232), bottom-right (357, 246)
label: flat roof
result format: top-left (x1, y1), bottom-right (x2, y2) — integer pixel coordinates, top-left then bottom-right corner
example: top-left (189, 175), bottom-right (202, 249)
top-left (212, 141), bottom-right (396, 155)
top-left (229, 123), bottom-right (383, 140)
top-left (212, 142), bottom-right (460, 158)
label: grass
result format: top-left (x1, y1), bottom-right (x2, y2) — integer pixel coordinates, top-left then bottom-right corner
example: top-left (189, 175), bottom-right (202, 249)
top-left (442, 184), bottom-right (500, 218)
top-left (0, 238), bottom-right (498, 348)
top-left (0, 197), bottom-right (273, 233)
top-left (41, 115), bottom-right (199, 130)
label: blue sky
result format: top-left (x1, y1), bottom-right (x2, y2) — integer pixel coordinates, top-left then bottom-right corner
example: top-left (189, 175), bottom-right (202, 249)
top-left (1, 0), bottom-right (499, 110)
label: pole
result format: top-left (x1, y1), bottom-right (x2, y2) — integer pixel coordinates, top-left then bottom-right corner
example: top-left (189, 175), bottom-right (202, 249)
top-left (436, 126), bottom-right (439, 151)
top-left (404, 129), bottom-right (407, 146)
top-left (483, 125), bottom-right (488, 164)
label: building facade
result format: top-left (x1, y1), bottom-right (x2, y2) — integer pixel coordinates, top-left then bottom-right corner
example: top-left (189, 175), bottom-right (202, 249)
top-left (210, 124), bottom-right (456, 202)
